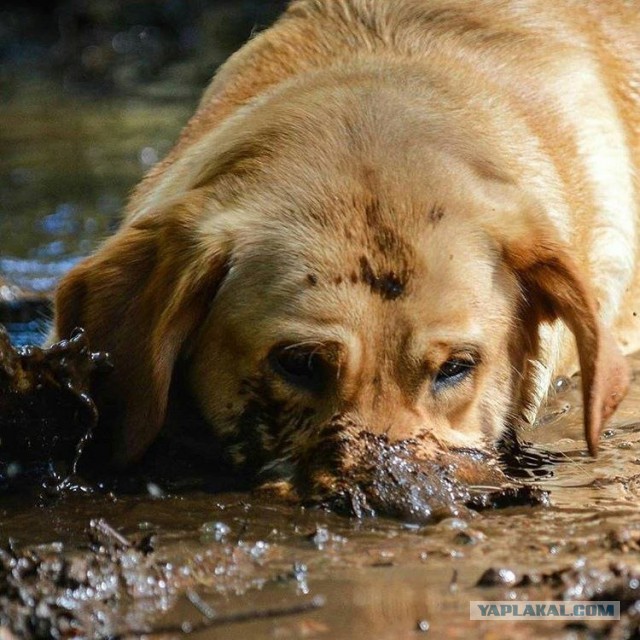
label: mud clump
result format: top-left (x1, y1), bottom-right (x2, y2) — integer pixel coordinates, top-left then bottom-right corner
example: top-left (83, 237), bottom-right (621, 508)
top-left (0, 326), bottom-right (110, 486)
top-left (296, 430), bottom-right (548, 524)
top-left (0, 519), bottom-right (164, 639)
top-left (0, 518), bottom-right (324, 640)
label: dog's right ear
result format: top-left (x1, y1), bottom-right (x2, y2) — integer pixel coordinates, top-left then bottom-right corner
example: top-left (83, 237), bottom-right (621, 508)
top-left (54, 191), bottom-right (234, 465)
top-left (481, 193), bottom-right (629, 456)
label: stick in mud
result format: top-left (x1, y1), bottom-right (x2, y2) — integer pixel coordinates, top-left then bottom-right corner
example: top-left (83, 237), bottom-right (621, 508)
top-left (110, 595), bottom-right (326, 638)
top-left (88, 518), bottom-right (133, 550)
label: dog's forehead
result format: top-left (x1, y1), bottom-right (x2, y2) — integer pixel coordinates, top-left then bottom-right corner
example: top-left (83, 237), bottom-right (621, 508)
top-left (210, 94), bottom-right (512, 339)
top-left (225, 195), bottom-right (500, 335)
top-left (299, 214), bottom-right (496, 307)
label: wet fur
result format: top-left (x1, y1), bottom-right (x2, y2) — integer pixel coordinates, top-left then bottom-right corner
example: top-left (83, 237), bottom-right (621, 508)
top-left (53, 0), bottom-right (637, 482)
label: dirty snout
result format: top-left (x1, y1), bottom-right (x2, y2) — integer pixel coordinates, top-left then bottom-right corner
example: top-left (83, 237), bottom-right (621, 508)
top-left (256, 415), bottom-right (547, 524)
top-left (183, 183), bottom-right (551, 522)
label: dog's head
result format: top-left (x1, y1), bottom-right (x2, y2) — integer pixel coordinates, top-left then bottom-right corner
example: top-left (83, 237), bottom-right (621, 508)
top-left (54, 74), bottom-right (629, 488)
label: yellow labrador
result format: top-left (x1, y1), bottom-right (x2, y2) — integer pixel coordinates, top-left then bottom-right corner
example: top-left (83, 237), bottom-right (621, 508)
top-left (53, 0), bottom-right (638, 482)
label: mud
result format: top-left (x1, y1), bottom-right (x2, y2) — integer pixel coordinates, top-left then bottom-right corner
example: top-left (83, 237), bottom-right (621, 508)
top-left (0, 518), bottom-right (323, 639)
top-left (0, 326), bottom-right (110, 487)
top-left (297, 428), bottom-right (548, 523)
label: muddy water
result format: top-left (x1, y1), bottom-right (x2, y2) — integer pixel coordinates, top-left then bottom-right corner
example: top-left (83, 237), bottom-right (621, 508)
top-left (3, 371), bottom-right (640, 638)
top-left (0, 83), bottom-right (193, 292)
top-left (4, 84), bottom-right (640, 640)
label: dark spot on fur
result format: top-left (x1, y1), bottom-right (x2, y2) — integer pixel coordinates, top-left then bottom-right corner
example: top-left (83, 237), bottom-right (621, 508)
top-left (334, 276), bottom-right (343, 285)
top-left (230, 374), bottom-right (317, 478)
top-left (358, 197), bottom-right (416, 288)
top-left (362, 199), bottom-right (407, 256)
top-left (350, 272), bottom-right (358, 284)
top-left (372, 225), bottom-right (404, 255)
top-left (364, 199), bottom-right (381, 227)
top-left (307, 273), bottom-right (318, 286)
top-left (429, 204), bottom-right (445, 223)
top-left (359, 256), bottom-right (405, 300)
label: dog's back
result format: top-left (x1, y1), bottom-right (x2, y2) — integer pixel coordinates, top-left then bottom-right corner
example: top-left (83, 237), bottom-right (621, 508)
top-left (136, 0), bottom-right (640, 197)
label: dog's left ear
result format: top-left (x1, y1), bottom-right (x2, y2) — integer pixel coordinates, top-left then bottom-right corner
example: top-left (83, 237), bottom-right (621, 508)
top-left (487, 203), bottom-right (629, 456)
top-left (54, 190), bottom-right (234, 464)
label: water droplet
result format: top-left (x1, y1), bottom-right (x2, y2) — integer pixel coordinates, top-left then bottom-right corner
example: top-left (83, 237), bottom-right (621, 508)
top-left (146, 482), bottom-right (164, 498)
top-left (416, 619), bottom-right (430, 632)
top-left (200, 521), bottom-right (231, 541)
top-left (140, 146), bottom-right (158, 167)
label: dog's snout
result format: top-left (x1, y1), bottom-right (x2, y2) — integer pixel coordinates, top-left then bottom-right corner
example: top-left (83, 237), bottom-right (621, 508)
top-left (338, 382), bottom-right (427, 443)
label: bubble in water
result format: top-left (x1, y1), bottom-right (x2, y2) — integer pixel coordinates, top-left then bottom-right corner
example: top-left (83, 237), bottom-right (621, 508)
top-left (140, 146), bottom-right (159, 167)
top-left (200, 521), bottom-right (231, 542)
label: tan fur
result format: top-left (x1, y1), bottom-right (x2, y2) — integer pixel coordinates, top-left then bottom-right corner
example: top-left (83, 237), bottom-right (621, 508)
top-left (53, 0), bottom-right (638, 472)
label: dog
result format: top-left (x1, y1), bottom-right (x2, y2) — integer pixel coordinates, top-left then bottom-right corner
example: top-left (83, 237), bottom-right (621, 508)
top-left (52, 0), bottom-right (639, 489)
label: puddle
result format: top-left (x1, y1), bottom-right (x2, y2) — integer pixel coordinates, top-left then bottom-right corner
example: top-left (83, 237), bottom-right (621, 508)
top-left (4, 213), bottom-right (640, 640)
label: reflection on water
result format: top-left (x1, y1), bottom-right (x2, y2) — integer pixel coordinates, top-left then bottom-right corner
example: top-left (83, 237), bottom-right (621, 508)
top-left (0, 82), bottom-right (194, 295)
top-left (0, 0), bottom-right (287, 299)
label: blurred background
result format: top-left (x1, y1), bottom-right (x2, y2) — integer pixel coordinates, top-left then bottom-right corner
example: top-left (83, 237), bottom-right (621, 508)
top-left (0, 0), bottom-right (288, 343)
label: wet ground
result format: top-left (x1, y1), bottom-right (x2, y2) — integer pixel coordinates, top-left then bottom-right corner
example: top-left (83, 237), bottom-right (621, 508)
top-left (4, 3), bottom-right (640, 639)
top-left (3, 365), bottom-right (640, 639)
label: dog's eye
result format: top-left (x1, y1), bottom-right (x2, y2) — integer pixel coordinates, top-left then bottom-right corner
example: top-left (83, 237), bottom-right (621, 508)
top-left (434, 358), bottom-right (475, 390)
top-left (270, 345), bottom-right (328, 392)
